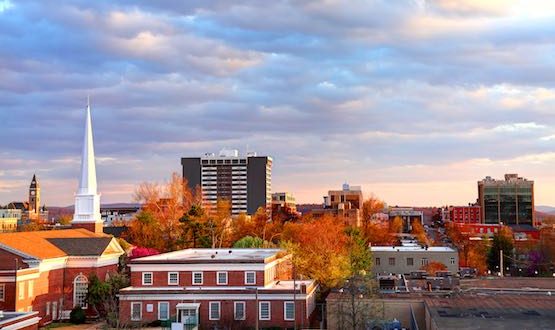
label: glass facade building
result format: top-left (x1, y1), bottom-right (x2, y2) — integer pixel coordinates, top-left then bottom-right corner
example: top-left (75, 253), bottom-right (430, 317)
top-left (478, 174), bottom-right (535, 226)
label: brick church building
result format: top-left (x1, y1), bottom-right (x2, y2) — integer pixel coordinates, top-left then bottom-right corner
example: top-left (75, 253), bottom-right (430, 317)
top-left (0, 100), bottom-right (124, 325)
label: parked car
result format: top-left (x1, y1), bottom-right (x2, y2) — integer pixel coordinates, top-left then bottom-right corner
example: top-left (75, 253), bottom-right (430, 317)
top-left (459, 267), bottom-right (477, 278)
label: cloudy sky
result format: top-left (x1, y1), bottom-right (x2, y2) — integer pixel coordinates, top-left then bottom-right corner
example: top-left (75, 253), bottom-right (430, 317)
top-left (1, 0), bottom-right (555, 207)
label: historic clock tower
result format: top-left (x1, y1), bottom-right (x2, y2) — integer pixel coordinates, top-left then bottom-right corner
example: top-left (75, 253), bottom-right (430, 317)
top-left (28, 174), bottom-right (40, 218)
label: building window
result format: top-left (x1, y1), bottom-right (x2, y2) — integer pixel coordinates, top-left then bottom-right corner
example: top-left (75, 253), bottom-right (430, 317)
top-left (245, 271), bottom-right (256, 285)
top-left (131, 302), bottom-right (142, 321)
top-left (209, 302), bottom-right (220, 320)
top-left (158, 302), bottom-right (169, 320)
top-left (259, 301), bottom-right (271, 320)
top-left (217, 272), bottom-right (228, 285)
top-left (28, 281), bottom-right (33, 298)
top-left (142, 272), bottom-right (153, 285)
top-left (73, 274), bottom-right (88, 308)
top-left (421, 258), bottom-right (429, 266)
top-left (0, 284), bottom-right (4, 302)
top-left (284, 301), bottom-right (295, 321)
top-left (168, 272), bottom-right (179, 285)
top-left (450, 257), bottom-right (456, 265)
top-left (407, 258), bottom-right (414, 266)
top-left (46, 302), bottom-right (50, 316)
top-left (234, 301), bottom-right (246, 320)
top-left (18, 282), bottom-right (24, 300)
top-left (388, 257), bottom-right (395, 266)
top-left (375, 258), bottom-right (381, 266)
top-left (192, 272), bottom-right (203, 285)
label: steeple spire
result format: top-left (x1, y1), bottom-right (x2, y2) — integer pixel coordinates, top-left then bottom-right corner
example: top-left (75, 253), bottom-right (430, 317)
top-left (78, 99), bottom-right (98, 195)
top-left (72, 98), bottom-right (103, 233)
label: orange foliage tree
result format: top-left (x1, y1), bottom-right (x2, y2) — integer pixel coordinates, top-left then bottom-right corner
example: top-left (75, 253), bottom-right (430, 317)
top-left (361, 196), bottom-right (385, 230)
top-left (411, 219), bottom-right (429, 246)
top-left (421, 261), bottom-right (447, 275)
top-left (389, 216), bottom-right (403, 234)
top-left (281, 214), bottom-right (351, 290)
top-left (364, 222), bottom-right (395, 246)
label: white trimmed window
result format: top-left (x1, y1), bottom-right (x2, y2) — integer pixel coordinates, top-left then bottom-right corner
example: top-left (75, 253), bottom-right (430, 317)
top-left (450, 257), bottom-right (456, 265)
top-left (217, 272), bottom-right (228, 285)
top-left (234, 301), bottom-right (246, 320)
top-left (18, 282), bottom-right (24, 300)
top-left (0, 284), bottom-right (4, 302)
top-left (259, 301), bottom-right (271, 320)
top-left (131, 302), bottom-right (142, 321)
top-left (245, 271), bottom-right (256, 285)
top-left (168, 272), bottom-right (179, 285)
top-left (142, 272), bottom-right (153, 285)
top-left (209, 302), bottom-right (220, 320)
top-left (158, 302), bottom-right (169, 320)
top-left (284, 301), bottom-right (295, 321)
top-left (28, 280), bottom-right (33, 298)
top-left (192, 272), bottom-right (203, 285)
top-left (73, 274), bottom-right (88, 308)
top-left (421, 258), bottom-right (429, 266)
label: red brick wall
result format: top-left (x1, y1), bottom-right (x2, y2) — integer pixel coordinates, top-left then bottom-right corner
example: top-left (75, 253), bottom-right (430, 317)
top-left (2, 262), bottom-right (118, 325)
top-left (0, 249), bottom-right (28, 270)
top-left (131, 270), bottom-right (265, 287)
top-left (120, 298), bottom-right (312, 329)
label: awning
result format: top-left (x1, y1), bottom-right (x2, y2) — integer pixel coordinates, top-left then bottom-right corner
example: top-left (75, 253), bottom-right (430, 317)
top-left (176, 303), bottom-right (201, 309)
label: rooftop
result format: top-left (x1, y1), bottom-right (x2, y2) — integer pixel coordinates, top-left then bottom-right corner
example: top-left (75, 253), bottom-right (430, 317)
top-left (425, 294), bottom-right (555, 329)
top-left (132, 248), bottom-right (285, 263)
top-left (0, 228), bottom-right (119, 260)
top-left (371, 246), bottom-right (456, 252)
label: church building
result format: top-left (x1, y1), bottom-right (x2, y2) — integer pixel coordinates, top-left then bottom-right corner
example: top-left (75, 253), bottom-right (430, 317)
top-left (0, 100), bottom-right (124, 325)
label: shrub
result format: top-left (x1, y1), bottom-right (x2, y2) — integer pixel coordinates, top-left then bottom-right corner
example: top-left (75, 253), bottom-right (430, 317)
top-left (70, 306), bottom-right (86, 324)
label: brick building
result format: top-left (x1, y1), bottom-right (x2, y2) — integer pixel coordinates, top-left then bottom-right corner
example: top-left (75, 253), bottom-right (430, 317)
top-left (0, 230), bottom-right (123, 324)
top-left (118, 249), bottom-right (318, 329)
top-left (449, 205), bottom-right (481, 224)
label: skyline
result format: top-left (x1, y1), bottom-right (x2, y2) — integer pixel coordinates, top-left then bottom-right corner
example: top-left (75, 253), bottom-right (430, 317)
top-left (2, 1), bottom-right (555, 206)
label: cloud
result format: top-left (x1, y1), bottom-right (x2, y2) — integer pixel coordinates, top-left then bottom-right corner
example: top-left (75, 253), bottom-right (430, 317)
top-left (1, 1), bottom-right (555, 207)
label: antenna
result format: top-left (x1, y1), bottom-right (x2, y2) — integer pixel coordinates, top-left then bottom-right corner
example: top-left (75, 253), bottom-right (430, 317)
top-left (87, 94), bottom-right (90, 109)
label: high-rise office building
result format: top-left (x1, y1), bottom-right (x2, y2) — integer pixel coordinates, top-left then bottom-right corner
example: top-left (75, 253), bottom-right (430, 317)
top-left (478, 174), bottom-right (535, 227)
top-left (181, 149), bottom-right (272, 216)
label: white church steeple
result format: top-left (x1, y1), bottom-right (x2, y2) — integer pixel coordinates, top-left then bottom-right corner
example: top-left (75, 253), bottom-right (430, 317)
top-left (72, 98), bottom-right (103, 233)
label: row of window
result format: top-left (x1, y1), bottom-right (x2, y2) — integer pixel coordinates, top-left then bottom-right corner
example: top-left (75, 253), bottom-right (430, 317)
top-left (375, 257), bottom-right (456, 266)
top-left (130, 301), bottom-right (295, 322)
top-left (142, 271), bottom-right (257, 286)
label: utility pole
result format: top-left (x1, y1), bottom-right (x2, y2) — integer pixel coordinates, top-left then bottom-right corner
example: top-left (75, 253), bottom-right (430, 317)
top-left (293, 264), bottom-right (297, 330)
top-left (500, 249), bottom-right (504, 277)
top-left (256, 287), bottom-right (259, 330)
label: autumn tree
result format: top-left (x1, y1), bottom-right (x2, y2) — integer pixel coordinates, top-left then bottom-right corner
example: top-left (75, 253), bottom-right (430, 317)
top-left (364, 222), bottom-right (395, 246)
top-left (361, 196), bottom-right (385, 230)
top-left (389, 216), bottom-right (403, 234)
top-left (57, 214), bottom-right (72, 225)
top-left (282, 215), bottom-right (350, 290)
top-left (411, 219), bottom-right (429, 246)
top-left (129, 173), bottom-right (198, 252)
top-left (487, 226), bottom-right (514, 272)
top-left (421, 261), bottom-right (448, 275)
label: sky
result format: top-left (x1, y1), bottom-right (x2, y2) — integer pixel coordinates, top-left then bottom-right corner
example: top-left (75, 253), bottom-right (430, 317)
top-left (1, 0), bottom-right (555, 207)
